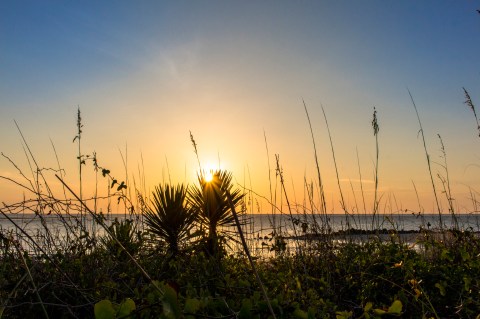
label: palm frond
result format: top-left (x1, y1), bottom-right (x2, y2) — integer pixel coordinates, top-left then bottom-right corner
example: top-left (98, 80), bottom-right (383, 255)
top-left (101, 218), bottom-right (142, 258)
top-left (187, 170), bottom-right (244, 238)
top-left (144, 184), bottom-right (197, 254)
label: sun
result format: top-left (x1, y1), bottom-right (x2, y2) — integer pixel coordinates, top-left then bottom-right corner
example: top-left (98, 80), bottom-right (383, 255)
top-left (204, 170), bottom-right (214, 182)
top-left (199, 161), bottom-right (226, 183)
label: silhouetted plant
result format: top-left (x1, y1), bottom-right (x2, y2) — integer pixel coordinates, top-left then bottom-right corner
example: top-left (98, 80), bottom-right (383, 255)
top-left (409, 90), bottom-right (443, 229)
top-left (463, 87), bottom-right (480, 137)
top-left (187, 170), bottom-right (244, 257)
top-left (371, 106), bottom-right (380, 229)
top-left (73, 107), bottom-right (84, 225)
top-left (144, 184), bottom-right (197, 256)
top-left (101, 218), bottom-right (143, 259)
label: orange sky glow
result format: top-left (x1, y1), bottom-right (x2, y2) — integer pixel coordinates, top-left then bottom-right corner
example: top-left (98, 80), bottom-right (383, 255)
top-left (1, 2), bottom-right (480, 215)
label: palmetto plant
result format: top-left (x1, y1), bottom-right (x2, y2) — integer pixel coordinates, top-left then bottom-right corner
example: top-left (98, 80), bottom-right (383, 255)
top-left (144, 184), bottom-right (197, 256)
top-left (102, 218), bottom-right (143, 259)
top-left (188, 170), bottom-right (244, 257)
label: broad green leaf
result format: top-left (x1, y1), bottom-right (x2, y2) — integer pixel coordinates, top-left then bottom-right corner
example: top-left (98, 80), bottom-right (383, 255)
top-left (184, 298), bottom-right (201, 314)
top-left (364, 302), bottom-right (373, 312)
top-left (295, 277), bottom-right (302, 291)
top-left (373, 308), bottom-right (386, 315)
top-left (271, 298), bottom-right (279, 308)
top-left (440, 249), bottom-right (453, 261)
top-left (435, 282), bottom-right (446, 296)
top-left (335, 310), bottom-right (352, 319)
top-left (461, 249), bottom-right (471, 261)
top-left (94, 299), bottom-right (116, 319)
top-left (238, 299), bottom-right (253, 319)
top-left (162, 284), bottom-right (180, 319)
top-left (387, 300), bottom-right (402, 314)
top-left (117, 298), bottom-right (136, 318)
top-left (293, 308), bottom-right (308, 319)
top-left (464, 276), bottom-right (472, 292)
top-left (238, 279), bottom-right (251, 288)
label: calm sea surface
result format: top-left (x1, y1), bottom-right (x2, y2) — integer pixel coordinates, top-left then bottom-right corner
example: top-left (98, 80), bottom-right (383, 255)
top-left (1, 213), bottom-right (479, 255)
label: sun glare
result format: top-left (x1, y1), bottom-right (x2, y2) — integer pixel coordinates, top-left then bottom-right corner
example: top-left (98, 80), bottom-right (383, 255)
top-left (204, 170), bottom-right (214, 182)
top-left (200, 161), bottom-right (226, 183)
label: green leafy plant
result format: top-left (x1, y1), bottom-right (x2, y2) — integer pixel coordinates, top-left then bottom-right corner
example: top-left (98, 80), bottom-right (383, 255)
top-left (101, 218), bottom-right (143, 259)
top-left (94, 298), bottom-right (136, 319)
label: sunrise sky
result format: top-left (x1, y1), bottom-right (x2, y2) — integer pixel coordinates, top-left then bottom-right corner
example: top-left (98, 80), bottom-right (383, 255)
top-left (1, 1), bottom-right (479, 214)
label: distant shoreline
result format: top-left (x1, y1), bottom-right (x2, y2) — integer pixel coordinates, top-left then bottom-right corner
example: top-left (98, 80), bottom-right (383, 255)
top-left (278, 227), bottom-right (480, 242)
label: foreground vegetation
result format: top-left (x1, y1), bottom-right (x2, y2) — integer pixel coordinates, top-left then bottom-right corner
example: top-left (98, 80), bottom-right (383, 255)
top-left (1, 89), bottom-right (480, 318)
top-left (1, 221), bottom-right (479, 318)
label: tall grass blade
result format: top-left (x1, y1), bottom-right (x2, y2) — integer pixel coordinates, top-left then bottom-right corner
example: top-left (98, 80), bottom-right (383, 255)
top-left (408, 89), bottom-right (443, 230)
top-left (371, 107), bottom-right (380, 230)
top-left (226, 189), bottom-right (277, 319)
top-left (302, 100), bottom-right (328, 225)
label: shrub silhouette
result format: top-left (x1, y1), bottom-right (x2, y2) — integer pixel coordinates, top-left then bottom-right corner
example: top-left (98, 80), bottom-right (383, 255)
top-left (187, 170), bottom-right (244, 257)
top-left (144, 184), bottom-right (197, 256)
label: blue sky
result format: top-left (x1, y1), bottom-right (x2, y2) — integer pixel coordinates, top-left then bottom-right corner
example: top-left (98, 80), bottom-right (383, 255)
top-left (1, 1), bottom-right (479, 213)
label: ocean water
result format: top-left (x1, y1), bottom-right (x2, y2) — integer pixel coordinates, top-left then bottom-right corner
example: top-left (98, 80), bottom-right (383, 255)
top-left (1, 212), bottom-right (479, 255)
top-left (243, 213), bottom-right (480, 235)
